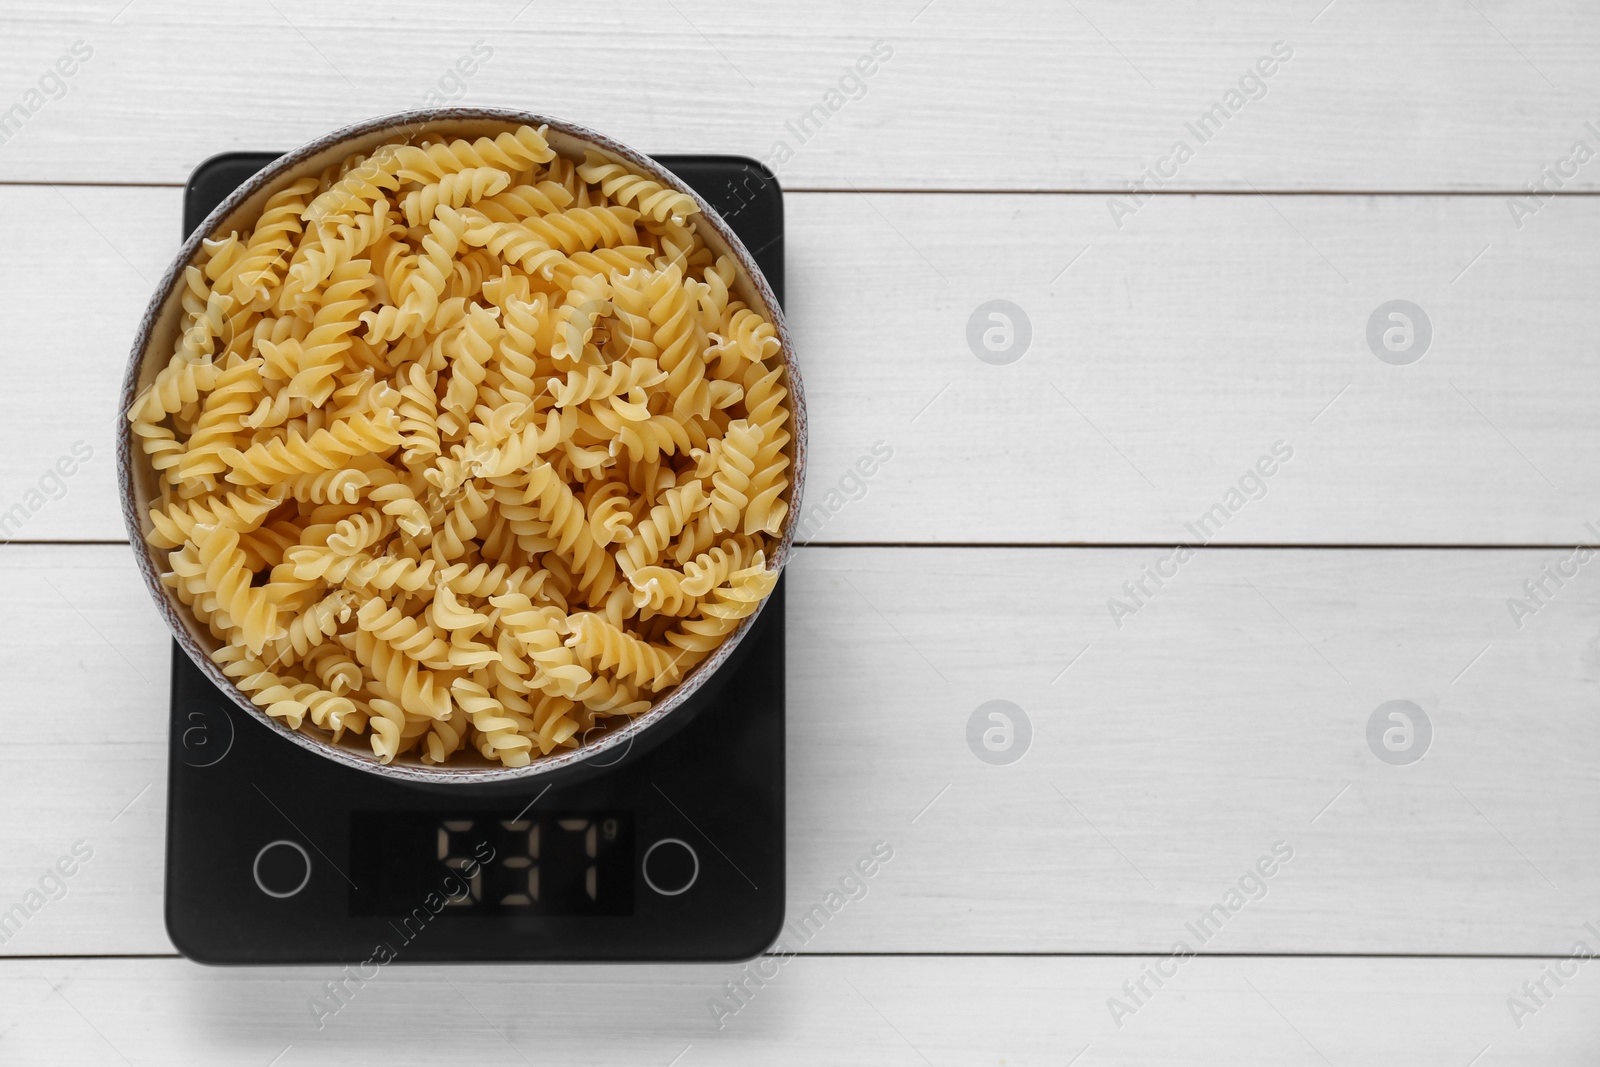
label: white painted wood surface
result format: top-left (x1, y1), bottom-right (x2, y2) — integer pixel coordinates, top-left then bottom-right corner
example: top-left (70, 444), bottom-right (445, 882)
top-left (2, 544), bottom-right (1595, 958)
top-left (4, 187), bottom-right (1598, 544)
top-left (2, 1), bottom-right (1599, 192)
top-left (2, 1), bottom-right (1597, 1061)
top-left (4, 956), bottom-right (1598, 1065)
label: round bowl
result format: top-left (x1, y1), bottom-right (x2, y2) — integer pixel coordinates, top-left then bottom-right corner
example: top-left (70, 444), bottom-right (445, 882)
top-left (118, 108), bottom-right (806, 785)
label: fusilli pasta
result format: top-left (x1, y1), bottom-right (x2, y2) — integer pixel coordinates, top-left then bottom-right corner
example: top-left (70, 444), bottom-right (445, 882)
top-left (127, 124), bottom-right (792, 767)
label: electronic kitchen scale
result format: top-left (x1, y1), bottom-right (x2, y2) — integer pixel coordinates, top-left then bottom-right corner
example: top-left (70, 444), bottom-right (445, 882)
top-left (165, 151), bottom-right (786, 964)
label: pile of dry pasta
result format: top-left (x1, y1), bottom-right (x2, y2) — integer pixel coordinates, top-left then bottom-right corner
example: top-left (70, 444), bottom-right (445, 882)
top-left (127, 124), bottom-right (791, 767)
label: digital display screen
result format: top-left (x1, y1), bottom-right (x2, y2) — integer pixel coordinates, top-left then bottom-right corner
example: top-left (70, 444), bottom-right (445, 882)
top-left (350, 811), bottom-right (633, 917)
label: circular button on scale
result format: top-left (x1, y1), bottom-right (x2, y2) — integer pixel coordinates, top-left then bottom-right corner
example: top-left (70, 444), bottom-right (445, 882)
top-left (253, 839), bottom-right (311, 899)
top-left (642, 838), bottom-right (699, 896)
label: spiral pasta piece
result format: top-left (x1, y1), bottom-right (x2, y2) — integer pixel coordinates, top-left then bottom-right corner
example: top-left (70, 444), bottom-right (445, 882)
top-left (565, 612), bottom-right (684, 691)
top-left (229, 177), bottom-right (319, 309)
top-left (265, 590), bottom-right (354, 664)
top-left (284, 200), bottom-right (394, 304)
top-left (176, 358), bottom-right (265, 482)
top-left (219, 410), bottom-right (401, 485)
top-left (441, 302), bottom-right (501, 423)
top-left (212, 646), bottom-right (308, 729)
top-left (147, 486), bottom-right (283, 549)
top-left (479, 179), bottom-right (573, 221)
top-left (304, 642), bottom-right (363, 697)
top-left (302, 150), bottom-right (402, 228)
top-left (191, 523), bottom-right (280, 653)
top-left (662, 565), bottom-right (779, 668)
top-left (549, 356), bottom-right (665, 408)
top-left (550, 272), bottom-right (611, 368)
top-left (362, 210), bottom-right (467, 341)
top-left (328, 507), bottom-right (391, 556)
top-left (584, 481), bottom-right (636, 546)
top-left (128, 354), bottom-right (223, 426)
top-left (343, 626), bottom-right (452, 725)
top-left (739, 362), bottom-right (792, 536)
top-left (577, 150), bottom-right (699, 224)
top-left (400, 167), bottom-right (512, 227)
top-left (706, 419), bottom-right (761, 533)
top-left (616, 481), bottom-right (704, 576)
top-left (521, 461), bottom-right (617, 603)
top-left (281, 465), bottom-right (372, 505)
top-left (630, 537), bottom-right (763, 614)
top-left (388, 127), bottom-right (555, 184)
top-left (451, 677), bottom-right (535, 766)
top-left (286, 259), bottom-right (377, 404)
top-left (356, 596), bottom-right (452, 666)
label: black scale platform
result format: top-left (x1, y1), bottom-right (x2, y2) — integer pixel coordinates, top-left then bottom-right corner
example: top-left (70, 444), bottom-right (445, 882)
top-left (165, 151), bottom-right (786, 964)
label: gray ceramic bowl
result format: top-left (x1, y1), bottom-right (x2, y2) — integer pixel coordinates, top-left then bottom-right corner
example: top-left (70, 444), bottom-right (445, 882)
top-left (118, 108), bottom-right (805, 785)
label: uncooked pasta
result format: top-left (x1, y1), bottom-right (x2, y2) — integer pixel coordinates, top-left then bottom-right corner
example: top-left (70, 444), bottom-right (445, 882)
top-left (127, 124), bottom-right (792, 767)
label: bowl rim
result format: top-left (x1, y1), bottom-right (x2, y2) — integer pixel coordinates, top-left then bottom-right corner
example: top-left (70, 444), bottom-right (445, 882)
top-left (117, 107), bottom-right (806, 784)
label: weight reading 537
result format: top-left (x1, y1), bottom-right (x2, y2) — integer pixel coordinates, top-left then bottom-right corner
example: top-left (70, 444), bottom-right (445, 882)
top-left (350, 811), bottom-right (634, 917)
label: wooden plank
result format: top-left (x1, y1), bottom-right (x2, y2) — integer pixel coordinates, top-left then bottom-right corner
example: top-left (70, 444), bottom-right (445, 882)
top-left (2, 1), bottom-right (1599, 191)
top-left (2, 544), bottom-right (1595, 957)
top-left (0, 183), bottom-right (178, 546)
top-left (4, 186), bottom-right (1598, 544)
top-left (1, 955), bottom-right (1596, 1065)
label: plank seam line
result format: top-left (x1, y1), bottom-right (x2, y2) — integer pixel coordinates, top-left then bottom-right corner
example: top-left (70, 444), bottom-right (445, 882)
top-left (790, 188), bottom-right (1600, 198)
top-left (0, 951), bottom-right (1584, 961)
top-left (801, 542), bottom-right (1600, 551)
top-left (6, 541), bottom-right (1599, 551)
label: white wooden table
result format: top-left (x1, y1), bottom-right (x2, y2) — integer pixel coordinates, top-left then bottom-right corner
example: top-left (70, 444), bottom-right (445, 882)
top-left (2, 1), bottom-right (1598, 1063)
